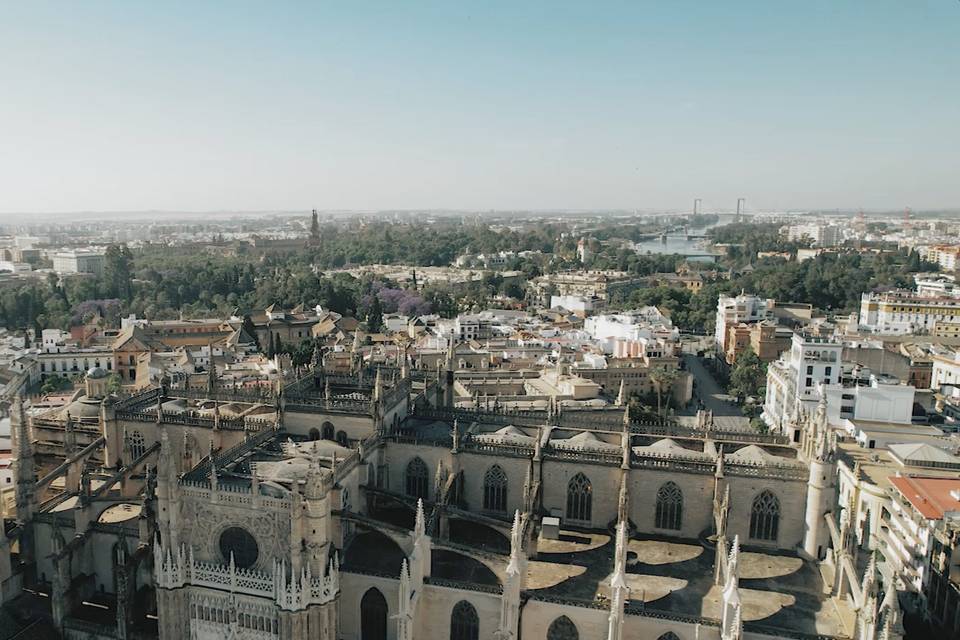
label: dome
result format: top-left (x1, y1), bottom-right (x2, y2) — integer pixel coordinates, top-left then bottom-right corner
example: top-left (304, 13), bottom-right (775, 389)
top-left (57, 397), bottom-right (102, 421)
top-left (551, 430), bottom-right (620, 452)
top-left (86, 367), bottom-right (109, 379)
top-left (473, 425), bottom-right (536, 445)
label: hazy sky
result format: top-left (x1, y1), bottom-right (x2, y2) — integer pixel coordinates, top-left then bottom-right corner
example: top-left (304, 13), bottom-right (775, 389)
top-left (1, 1), bottom-right (958, 215)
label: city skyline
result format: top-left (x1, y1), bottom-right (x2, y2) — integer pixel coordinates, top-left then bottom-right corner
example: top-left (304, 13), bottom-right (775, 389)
top-left (2, 1), bottom-right (959, 215)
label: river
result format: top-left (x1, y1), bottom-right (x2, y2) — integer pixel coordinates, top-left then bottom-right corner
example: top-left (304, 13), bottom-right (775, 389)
top-left (632, 213), bottom-right (736, 261)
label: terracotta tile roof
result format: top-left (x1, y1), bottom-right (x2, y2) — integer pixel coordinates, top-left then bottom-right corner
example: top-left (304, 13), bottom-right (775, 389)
top-left (889, 475), bottom-right (960, 520)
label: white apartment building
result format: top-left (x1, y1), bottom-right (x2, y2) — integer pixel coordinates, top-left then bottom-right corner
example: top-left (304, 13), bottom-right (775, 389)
top-left (787, 223), bottom-right (841, 247)
top-left (919, 245), bottom-right (960, 272)
top-left (714, 294), bottom-right (773, 353)
top-left (887, 475), bottom-right (960, 606)
top-left (858, 290), bottom-right (960, 335)
top-left (763, 332), bottom-right (842, 433)
top-left (52, 249), bottom-right (105, 276)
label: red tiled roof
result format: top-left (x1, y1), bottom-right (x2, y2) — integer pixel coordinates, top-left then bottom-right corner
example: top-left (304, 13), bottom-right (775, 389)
top-left (889, 475), bottom-right (960, 520)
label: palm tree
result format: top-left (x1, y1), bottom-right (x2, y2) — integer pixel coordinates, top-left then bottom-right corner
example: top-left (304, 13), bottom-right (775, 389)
top-left (649, 366), bottom-right (679, 419)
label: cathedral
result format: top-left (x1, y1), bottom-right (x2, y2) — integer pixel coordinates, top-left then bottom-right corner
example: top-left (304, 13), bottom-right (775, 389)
top-left (0, 350), bottom-right (903, 640)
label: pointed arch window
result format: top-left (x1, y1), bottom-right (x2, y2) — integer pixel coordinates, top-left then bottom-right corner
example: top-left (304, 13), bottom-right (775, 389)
top-left (321, 421), bottom-right (335, 440)
top-left (750, 490), bottom-right (781, 541)
top-left (657, 633), bottom-right (681, 640)
top-left (405, 457), bottom-right (429, 499)
top-left (127, 430), bottom-right (145, 461)
top-left (360, 587), bottom-right (388, 640)
top-left (566, 473), bottom-right (592, 522)
top-left (450, 600), bottom-right (479, 640)
top-left (483, 465), bottom-right (508, 513)
top-left (547, 615), bottom-right (579, 640)
top-left (655, 481), bottom-right (683, 531)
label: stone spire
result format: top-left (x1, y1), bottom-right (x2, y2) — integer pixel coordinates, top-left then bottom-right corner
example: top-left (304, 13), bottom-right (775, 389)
top-left (10, 394), bottom-right (36, 524)
top-left (606, 520), bottom-right (630, 640)
top-left (497, 510), bottom-right (526, 640)
top-left (856, 552), bottom-right (882, 640)
top-left (396, 559), bottom-right (414, 640)
top-left (814, 420), bottom-right (837, 463)
top-left (414, 498), bottom-right (426, 541)
top-left (713, 482), bottom-right (731, 585)
top-left (721, 535), bottom-right (742, 640)
top-left (406, 497), bottom-right (431, 630)
top-left (878, 582), bottom-right (904, 640)
top-left (508, 510), bottom-right (523, 571)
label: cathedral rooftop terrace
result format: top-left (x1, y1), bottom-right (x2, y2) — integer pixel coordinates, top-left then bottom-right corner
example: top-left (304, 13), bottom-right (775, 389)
top-left (525, 528), bottom-right (852, 638)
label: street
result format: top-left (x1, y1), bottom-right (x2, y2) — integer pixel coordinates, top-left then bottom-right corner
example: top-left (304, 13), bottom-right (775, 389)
top-left (679, 354), bottom-right (751, 431)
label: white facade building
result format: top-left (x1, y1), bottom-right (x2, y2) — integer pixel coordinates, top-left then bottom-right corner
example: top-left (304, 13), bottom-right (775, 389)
top-left (858, 290), bottom-right (960, 335)
top-left (52, 249), bottom-right (106, 276)
top-left (822, 376), bottom-right (916, 425)
top-left (787, 223), bottom-right (841, 247)
top-left (763, 333), bottom-right (842, 433)
top-left (918, 245), bottom-right (960, 272)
